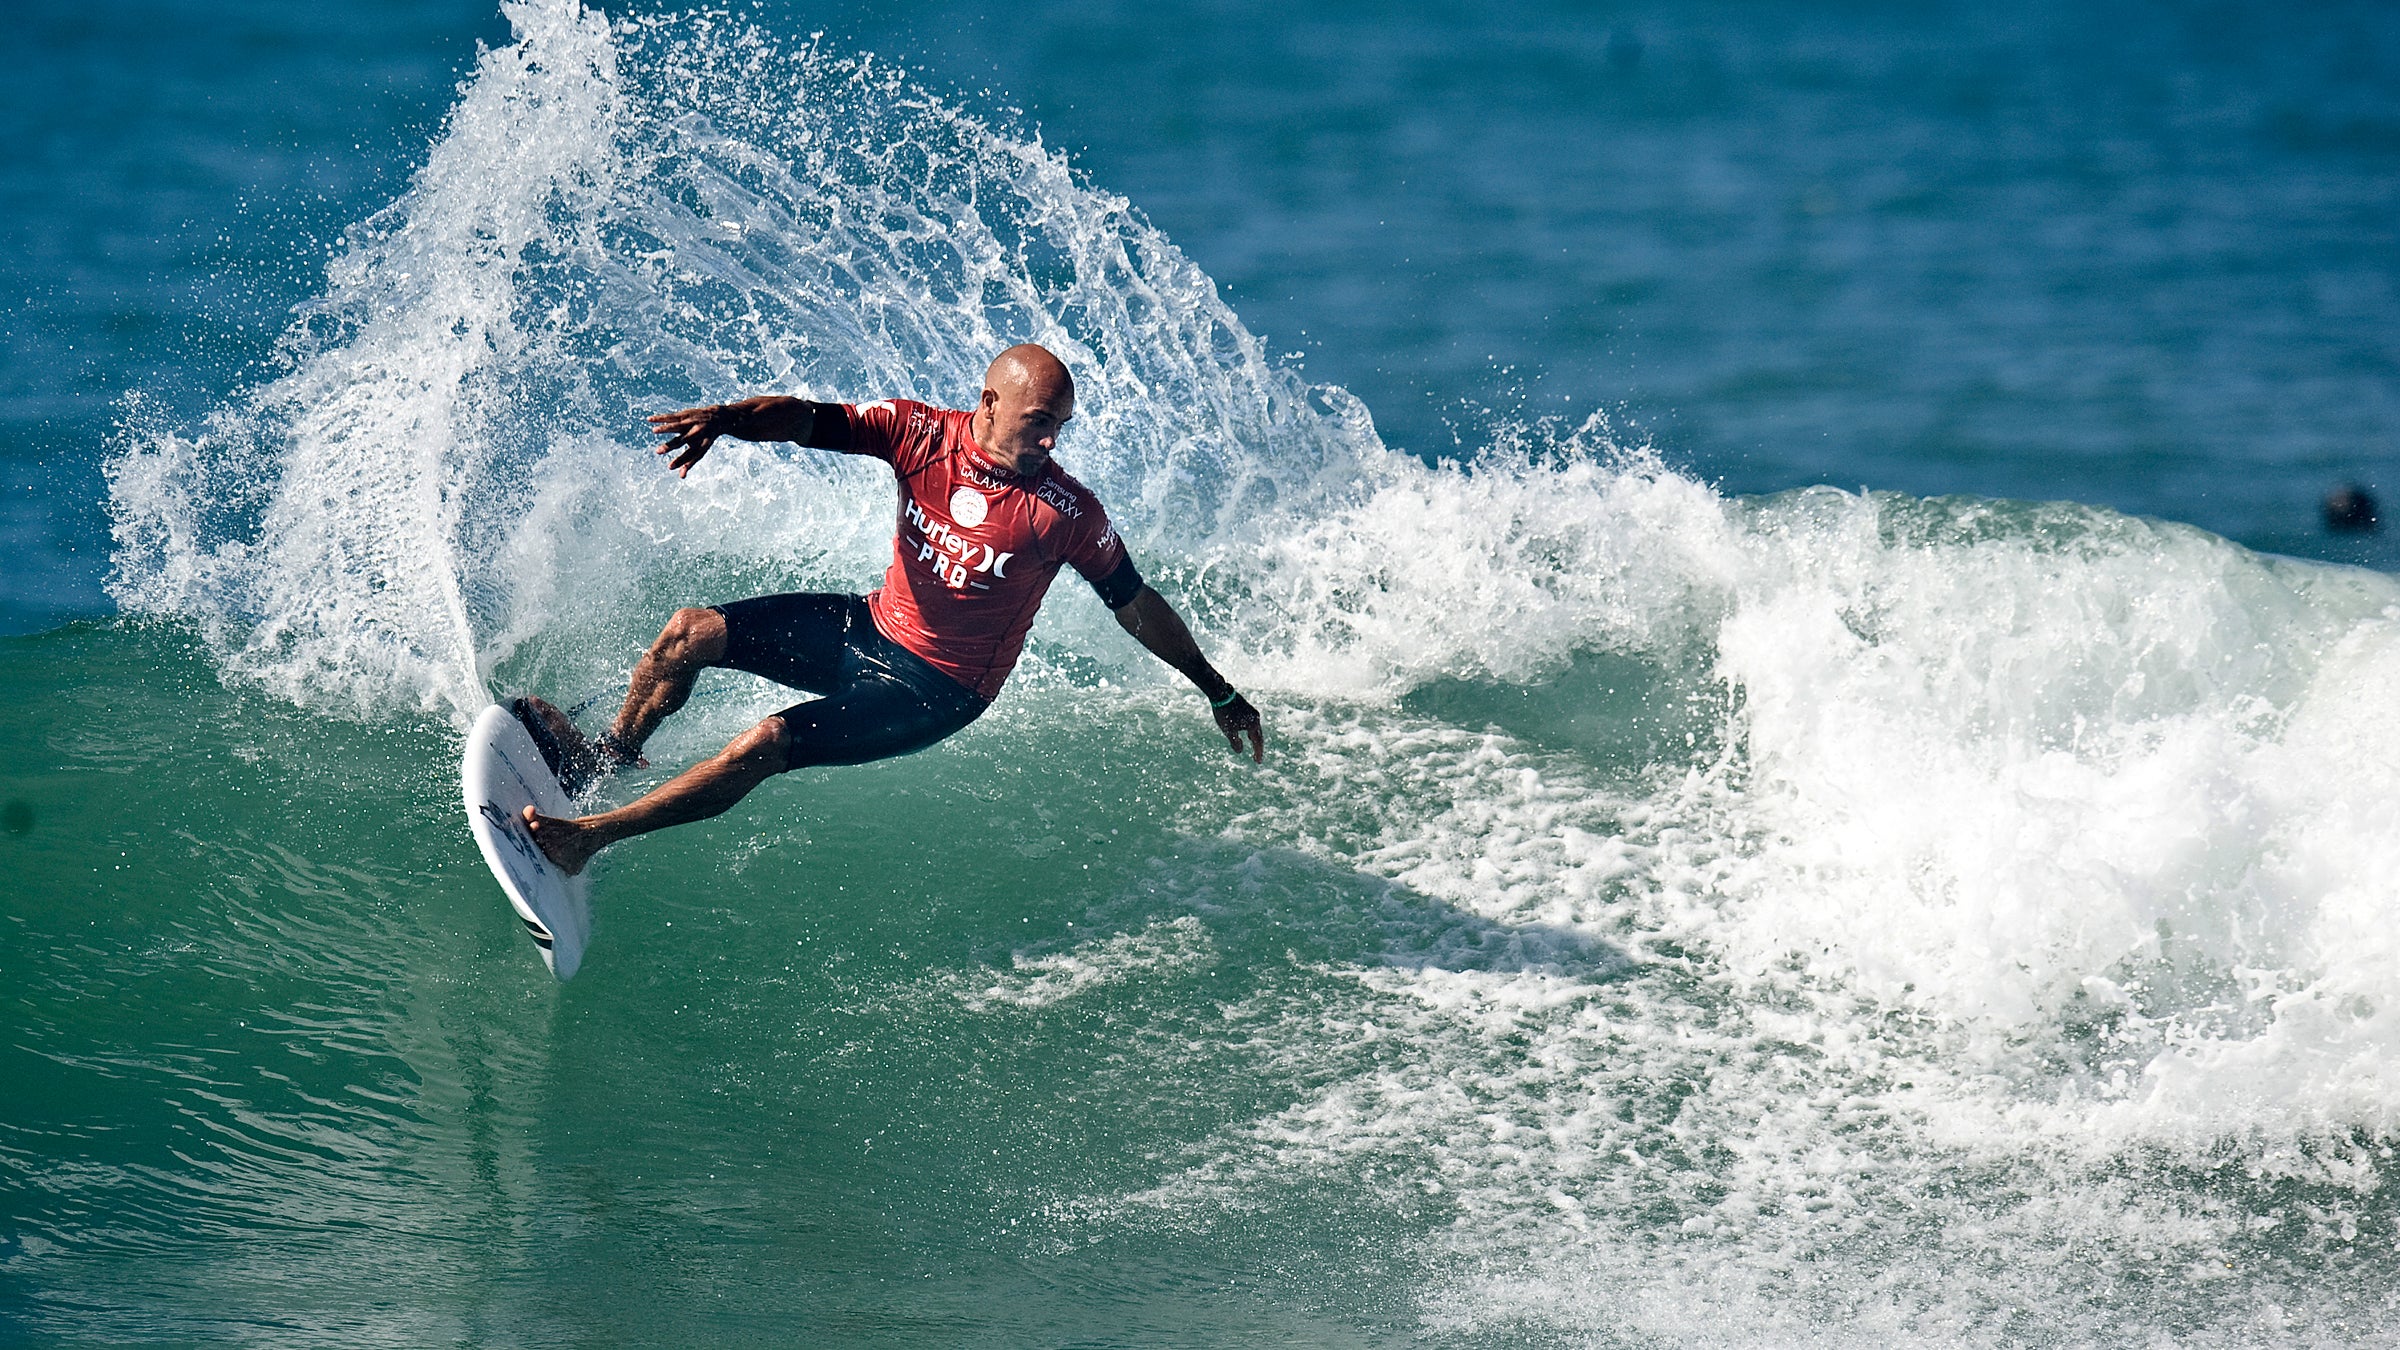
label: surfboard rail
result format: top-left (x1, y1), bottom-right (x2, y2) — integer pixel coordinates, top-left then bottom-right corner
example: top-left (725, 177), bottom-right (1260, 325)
top-left (462, 703), bottom-right (593, 979)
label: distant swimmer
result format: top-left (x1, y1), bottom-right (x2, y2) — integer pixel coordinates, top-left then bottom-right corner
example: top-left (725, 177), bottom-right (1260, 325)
top-left (516, 344), bottom-right (1266, 876)
top-left (2323, 482), bottom-right (2379, 534)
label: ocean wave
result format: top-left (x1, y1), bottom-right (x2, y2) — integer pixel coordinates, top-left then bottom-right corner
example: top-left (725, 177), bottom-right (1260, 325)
top-left (94, 0), bottom-right (2400, 1339)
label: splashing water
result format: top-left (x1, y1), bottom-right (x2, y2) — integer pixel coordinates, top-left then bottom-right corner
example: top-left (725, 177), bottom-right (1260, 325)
top-left (107, 0), bottom-right (1370, 721)
top-left (100, 1), bottom-right (2400, 1341)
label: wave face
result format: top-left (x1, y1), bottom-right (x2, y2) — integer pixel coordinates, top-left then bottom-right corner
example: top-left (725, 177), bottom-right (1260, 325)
top-left (86, 1), bottom-right (2400, 1342)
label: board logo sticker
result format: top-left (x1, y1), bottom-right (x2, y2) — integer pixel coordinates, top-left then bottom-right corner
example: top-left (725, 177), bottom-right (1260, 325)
top-left (948, 485), bottom-right (989, 529)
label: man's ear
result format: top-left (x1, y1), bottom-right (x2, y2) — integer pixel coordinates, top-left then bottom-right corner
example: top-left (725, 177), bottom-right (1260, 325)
top-left (978, 387), bottom-right (1000, 412)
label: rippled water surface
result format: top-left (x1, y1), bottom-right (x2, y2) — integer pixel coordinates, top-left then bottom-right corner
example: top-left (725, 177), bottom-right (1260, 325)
top-left (6, 0), bottom-right (2400, 1344)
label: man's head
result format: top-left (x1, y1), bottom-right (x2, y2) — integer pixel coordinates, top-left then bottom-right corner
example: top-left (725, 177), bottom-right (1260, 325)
top-left (973, 344), bottom-right (1075, 476)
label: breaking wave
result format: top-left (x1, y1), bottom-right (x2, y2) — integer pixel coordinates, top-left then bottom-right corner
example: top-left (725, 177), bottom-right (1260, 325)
top-left (103, 1), bottom-right (2400, 1340)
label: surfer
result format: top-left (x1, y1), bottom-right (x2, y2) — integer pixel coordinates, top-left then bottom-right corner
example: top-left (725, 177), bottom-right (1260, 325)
top-left (517, 344), bottom-right (1265, 876)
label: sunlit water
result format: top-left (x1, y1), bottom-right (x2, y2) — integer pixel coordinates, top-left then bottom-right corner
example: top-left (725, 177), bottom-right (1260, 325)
top-left (7, 1), bottom-right (2400, 1343)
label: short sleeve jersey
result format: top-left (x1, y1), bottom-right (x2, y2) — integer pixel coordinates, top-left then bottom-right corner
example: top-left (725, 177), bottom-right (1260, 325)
top-left (842, 399), bottom-right (1129, 702)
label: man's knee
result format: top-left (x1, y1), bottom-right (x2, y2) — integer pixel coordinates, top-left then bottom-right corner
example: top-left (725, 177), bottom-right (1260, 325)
top-left (653, 606), bottom-right (728, 668)
top-left (723, 716), bottom-right (790, 774)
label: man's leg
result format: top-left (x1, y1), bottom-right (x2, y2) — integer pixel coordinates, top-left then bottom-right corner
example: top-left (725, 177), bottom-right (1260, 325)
top-left (517, 605), bottom-right (729, 783)
top-left (524, 715), bottom-right (787, 876)
top-left (606, 606), bottom-right (728, 755)
top-left (519, 597), bottom-right (981, 876)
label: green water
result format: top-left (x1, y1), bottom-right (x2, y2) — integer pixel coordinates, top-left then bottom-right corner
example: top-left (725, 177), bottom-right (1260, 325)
top-left (23, 501), bottom-right (2400, 1342)
top-left (3, 623), bottom-right (1468, 1344)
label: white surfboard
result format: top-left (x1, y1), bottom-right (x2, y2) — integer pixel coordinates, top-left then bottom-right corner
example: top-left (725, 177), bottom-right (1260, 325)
top-left (462, 703), bottom-right (593, 980)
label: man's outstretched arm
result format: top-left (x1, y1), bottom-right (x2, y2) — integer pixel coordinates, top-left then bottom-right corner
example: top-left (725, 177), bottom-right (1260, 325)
top-left (647, 396), bottom-right (849, 477)
top-left (1113, 586), bottom-right (1265, 762)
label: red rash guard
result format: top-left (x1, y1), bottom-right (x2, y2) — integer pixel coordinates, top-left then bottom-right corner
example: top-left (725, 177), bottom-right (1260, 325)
top-left (842, 399), bottom-right (1130, 701)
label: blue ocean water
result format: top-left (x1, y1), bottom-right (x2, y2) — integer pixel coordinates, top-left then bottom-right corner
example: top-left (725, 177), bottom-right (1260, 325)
top-left (7, 0), bottom-right (2395, 635)
top-left (8, 0), bottom-right (2400, 1344)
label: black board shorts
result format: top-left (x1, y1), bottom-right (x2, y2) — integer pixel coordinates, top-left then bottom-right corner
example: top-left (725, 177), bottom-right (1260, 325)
top-left (711, 593), bottom-right (989, 772)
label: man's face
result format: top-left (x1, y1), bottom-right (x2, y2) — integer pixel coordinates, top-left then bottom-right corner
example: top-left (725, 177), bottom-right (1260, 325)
top-left (978, 375), bottom-right (1074, 476)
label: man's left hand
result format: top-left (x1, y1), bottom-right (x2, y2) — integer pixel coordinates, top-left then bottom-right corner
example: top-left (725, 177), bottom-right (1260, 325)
top-left (1213, 694), bottom-right (1265, 763)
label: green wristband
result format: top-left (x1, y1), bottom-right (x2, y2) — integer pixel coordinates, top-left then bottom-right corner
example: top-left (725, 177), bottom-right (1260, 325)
top-left (1210, 689), bottom-right (1241, 710)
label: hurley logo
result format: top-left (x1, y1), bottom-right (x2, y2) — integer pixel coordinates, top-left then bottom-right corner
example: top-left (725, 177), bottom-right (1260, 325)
top-left (906, 499), bottom-right (1013, 588)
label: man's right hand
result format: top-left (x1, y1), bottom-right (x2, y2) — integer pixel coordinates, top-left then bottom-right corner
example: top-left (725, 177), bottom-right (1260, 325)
top-left (650, 396), bottom-right (822, 476)
top-left (648, 402), bottom-right (746, 477)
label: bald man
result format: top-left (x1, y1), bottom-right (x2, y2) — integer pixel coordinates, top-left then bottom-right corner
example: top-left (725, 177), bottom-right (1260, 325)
top-left (515, 344), bottom-right (1265, 876)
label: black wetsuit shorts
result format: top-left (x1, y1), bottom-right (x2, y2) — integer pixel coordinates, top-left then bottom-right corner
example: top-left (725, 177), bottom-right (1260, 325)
top-left (711, 593), bottom-right (989, 772)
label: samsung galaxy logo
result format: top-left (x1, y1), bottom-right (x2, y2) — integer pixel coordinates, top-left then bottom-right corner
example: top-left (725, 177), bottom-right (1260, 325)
top-left (1033, 480), bottom-right (1083, 518)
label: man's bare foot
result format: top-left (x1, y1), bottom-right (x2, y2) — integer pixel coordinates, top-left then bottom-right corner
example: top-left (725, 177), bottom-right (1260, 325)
top-left (521, 693), bottom-right (596, 761)
top-left (523, 805), bottom-right (608, 877)
top-left (514, 695), bottom-right (645, 795)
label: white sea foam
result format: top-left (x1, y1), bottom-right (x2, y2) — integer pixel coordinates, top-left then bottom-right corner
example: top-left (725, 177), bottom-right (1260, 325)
top-left (110, 0), bottom-right (626, 718)
top-left (933, 916), bottom-right (1217, 1012)
top-left (107, 1), bottom-right (2400, 1340)
top-left (1145, 485), bottom-right (2400, 1340)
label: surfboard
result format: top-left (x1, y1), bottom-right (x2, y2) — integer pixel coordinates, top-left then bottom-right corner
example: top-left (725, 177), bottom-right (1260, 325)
top-left (462, 703), bottom-right (593, 980)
